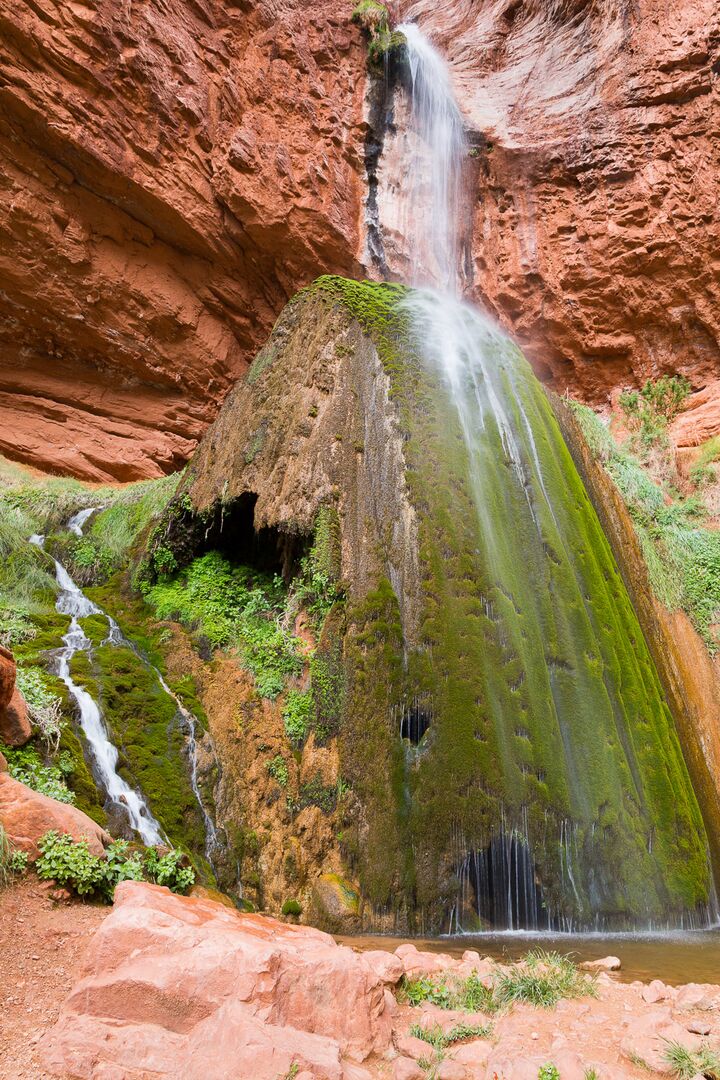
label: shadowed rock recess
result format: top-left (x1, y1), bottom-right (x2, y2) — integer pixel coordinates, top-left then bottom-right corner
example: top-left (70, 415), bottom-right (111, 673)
top-left (150, 277), bottom-right (715, 932)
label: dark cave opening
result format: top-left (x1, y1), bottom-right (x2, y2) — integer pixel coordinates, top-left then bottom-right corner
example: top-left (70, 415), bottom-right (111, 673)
top-left (400, 701), bottom-right (432, 745)
top-left (464, 833), bottom-right (549, 930)
top-left (198, 493), bottom-right (310, 581)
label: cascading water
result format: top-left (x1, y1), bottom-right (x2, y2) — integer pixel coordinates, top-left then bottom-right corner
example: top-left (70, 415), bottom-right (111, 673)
top-left (31, 528), bottom-right (163, 845)
top-left (366, 23), bottom-right (717, 930)
top-left (31, 512), bottom-right (220, 862)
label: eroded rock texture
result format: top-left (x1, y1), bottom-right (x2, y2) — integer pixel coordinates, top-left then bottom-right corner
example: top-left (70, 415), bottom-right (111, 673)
top-left (0, 0), bottom-right (365, 480)
top-left (403, 0), bottom-right (720, 401)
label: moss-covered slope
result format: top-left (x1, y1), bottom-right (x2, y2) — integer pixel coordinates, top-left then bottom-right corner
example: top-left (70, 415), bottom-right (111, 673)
top-left (150, 277), bottom-right (713, 930)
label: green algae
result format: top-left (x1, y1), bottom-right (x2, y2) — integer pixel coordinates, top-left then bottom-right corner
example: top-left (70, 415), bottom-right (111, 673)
top-left (313, 278), bottom-right (711, 926)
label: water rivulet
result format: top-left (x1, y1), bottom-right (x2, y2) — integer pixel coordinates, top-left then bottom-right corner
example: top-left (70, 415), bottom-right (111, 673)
top-left (31, 511), bottom-right (219, 861)
top-left (357, 23), bottom-right (717, 930)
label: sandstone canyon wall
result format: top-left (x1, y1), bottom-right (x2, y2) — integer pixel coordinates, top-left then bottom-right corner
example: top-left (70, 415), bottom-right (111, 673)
top-left (401, 0), bottom-right (720, 401)
top-left (1, 0), bottom-right (719, 478)
top-left (0, 0), bottom-right (365, 480)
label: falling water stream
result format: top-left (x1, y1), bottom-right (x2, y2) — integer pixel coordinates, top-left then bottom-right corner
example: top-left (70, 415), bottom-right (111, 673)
top-left (369, 22), bottom-right (718, 930)
top-left (31, 510), bottom-right (219, 863)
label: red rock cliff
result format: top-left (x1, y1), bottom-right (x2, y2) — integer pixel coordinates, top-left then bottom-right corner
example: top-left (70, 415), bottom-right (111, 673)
top-left (0, 0), bottom-right (365, 480)
top-left (1, 0), bottom-right (719, 478)
top-left (404, 0), bottom-right (720, 401)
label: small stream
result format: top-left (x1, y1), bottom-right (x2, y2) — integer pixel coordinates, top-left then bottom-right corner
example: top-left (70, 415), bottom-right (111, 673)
top-left (31, 510), bottom-right (219, 861)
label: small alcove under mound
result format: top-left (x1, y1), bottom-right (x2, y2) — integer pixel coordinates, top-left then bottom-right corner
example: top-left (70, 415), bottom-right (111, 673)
top-left (459, 833), bottom-right (549, 930)
top-left (162, 491), bottom-right (312, 583)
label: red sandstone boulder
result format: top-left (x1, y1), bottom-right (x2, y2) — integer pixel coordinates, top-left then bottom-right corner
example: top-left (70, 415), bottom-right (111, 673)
top-left (0, 686), bottom-right (32, 747)
top-left (0, 773), bottom-right (110, 858)
top-left (0, 646), bottom-right (16, 707)
top-left (43, 881), bottom-right (395, 1079)
top-left (0, 646), bottom-right (31, 747)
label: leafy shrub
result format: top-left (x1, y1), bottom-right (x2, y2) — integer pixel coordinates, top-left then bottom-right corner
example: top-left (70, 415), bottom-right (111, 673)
top-left (37, 831), bottom-right (110, 896)
top-left (281, 898), bottom-right (302, 916)
top-left (144, 847), bottom-right (195, 893)
top-left (36, 831), bottom-right (195, 901)
top-left (619, 375), bottom-right (690, 450)
top-left (282, 689), bottom-right (314, 746)
top-left (538, 1066), bottom-right (561, 1080)
top-left (267, 755), bottom-right (289, 788)
top-left (2, 743), bottom-right (75, 804)
top-left (146, 552), bottom-right (303, 698)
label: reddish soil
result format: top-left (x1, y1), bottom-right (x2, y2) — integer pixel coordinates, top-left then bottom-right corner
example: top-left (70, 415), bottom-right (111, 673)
top-left (0, 876), bottom-right (107, 1080)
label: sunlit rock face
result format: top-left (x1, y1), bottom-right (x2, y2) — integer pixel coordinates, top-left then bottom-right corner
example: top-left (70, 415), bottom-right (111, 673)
top-left (379, 0), bottom-right (720, 401)
top-left (0, 0), bottom-right (366, 480)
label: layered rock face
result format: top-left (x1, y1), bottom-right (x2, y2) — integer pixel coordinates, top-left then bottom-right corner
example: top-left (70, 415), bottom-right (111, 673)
top-left (397, 0), bottom-right (720, 401)
top-left (0, 645), bottom-right (30, 747)
top-left (43, 880), bottom-right (397, 1080)
top-left (0, 0), bottom-right (365, 480)
top-left (2, 0), bottom-right (719, 476)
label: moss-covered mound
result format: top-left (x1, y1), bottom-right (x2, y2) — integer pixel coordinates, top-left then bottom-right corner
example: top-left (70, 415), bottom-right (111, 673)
top-left (148, 277), bottom-right (713, 930)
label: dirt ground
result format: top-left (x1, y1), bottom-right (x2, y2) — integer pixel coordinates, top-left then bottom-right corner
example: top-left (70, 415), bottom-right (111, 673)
top-left (0, 876), bottom-right (107, 1080)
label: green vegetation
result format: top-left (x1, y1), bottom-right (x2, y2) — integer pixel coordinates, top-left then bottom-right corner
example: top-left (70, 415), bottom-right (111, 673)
top-left (1, 743), bottom-right (75, 804)
top-left (281, 898), bottom-right (302, 916)
top-left (538, 1067), bottom-right (561, 1080)
top-left (15, 666), bottom-right (64, 747)
top-left (282, 689), bottom-right (313, 746)
top-left (36, 831), bottom-right (195, 901)
top-left (409, 1021), bottom-right (493, 1049)
top-left (351, 1), bottom-right (406, 67)
top-left (267, 755), bottom-right (290, 788)
top-left (401, 952), bottom-right (595, 1020)
top-left (146, 551), bottom-right (303, 698)
top-left (571, 402), bottom-right (720, 648)
top-left (618, 375), bottom-right (690, 452)
top-left (663, 1041), bottom-right (720, 1079)
top-left (311, 278), bottom-right (710, 927)
top-left (0, 824), bottom-right (28, 887)
top-left (689, 435), bottom-right (720, 487)
top-left (69, 634), bottom-right (206, 853)
top-left (493, 951), bottom-right (597, 1010)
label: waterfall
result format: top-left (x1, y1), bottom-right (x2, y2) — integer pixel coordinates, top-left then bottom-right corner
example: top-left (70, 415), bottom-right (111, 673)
top-left (365, 22), bottom-right (716, 931)
top-left (32, 512), bottom-right (220, 861)
top-left (395, 22), bottom-right (466, 291)
top-left (31, 527), bottom-right (164, 845)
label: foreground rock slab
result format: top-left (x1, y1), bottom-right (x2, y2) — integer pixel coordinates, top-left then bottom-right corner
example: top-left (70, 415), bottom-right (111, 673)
top-left (0, 773), bottom-right (110, 858)
top-left (43, 881), bottom-right (395, 1080)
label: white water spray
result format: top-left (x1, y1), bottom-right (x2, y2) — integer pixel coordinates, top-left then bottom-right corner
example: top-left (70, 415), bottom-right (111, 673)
top-left (31, 525), bottom-right (163, 845)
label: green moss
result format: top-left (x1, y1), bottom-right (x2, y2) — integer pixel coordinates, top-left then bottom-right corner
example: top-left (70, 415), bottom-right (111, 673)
top-left (315, 278), bottom-right (710, 927)
top-left (58, 725), bottom-right (107, 826)
top-left (73, 640), bottom-right (205, 852)
top-left (570, 403), bottom-right (720, 650)
top-left (351, 1), bottom-right (406, 67)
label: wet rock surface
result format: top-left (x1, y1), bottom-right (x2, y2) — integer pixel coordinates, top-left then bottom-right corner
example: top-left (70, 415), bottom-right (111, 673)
top-left (41, 883), bottom-right (720, 1079)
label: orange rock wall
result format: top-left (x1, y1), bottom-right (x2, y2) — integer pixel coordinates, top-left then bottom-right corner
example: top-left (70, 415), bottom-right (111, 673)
top-left (2, 0), bottom-right (720, 477)
top-left (0, 0), bottom-right (366, 480)
top-left (404, 0), bottom-right (720, 400)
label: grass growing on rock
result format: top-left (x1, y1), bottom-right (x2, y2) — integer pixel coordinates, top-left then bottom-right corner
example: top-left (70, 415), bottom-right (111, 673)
top-left (663, 1041), bottom-right (720, 1079)
top-left (570, 402), bottom-right (720, 649)
top-left (399, 951), bottom-right (596, 1014)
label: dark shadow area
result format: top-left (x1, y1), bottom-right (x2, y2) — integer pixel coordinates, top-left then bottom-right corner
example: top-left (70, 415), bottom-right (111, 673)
top-left (199, 493), bottom-right (310, 580)
top-left (400, 701), bottom-right (432, 745)
top-left (464, 834), bottom-right (549, 929)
